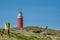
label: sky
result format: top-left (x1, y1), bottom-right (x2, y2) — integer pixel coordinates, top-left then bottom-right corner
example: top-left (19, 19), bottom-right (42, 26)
top-left (0, 0), bottom-right (60, 30)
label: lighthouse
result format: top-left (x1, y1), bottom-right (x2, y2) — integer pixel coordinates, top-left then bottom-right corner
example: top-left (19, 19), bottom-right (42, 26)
top-left (17, 10), bottom-right (23, 29)
top-left (4, 22), bottom-right (10, 34)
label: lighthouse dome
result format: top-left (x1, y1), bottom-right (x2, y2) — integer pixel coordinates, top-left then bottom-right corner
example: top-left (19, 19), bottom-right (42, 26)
top-left (18, 11), bottom-right (22, 18)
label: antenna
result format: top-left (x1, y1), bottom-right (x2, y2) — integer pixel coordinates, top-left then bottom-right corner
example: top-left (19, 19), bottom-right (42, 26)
top-left (18, 8), bottom-right (22, 13)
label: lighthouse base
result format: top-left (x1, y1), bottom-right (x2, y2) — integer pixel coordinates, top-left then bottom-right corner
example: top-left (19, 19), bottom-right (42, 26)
top-left (4, 29), bottom-right (9, 34)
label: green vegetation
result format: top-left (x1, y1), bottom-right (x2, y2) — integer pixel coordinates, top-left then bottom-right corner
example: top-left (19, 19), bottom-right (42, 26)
top-left (0, 26), bottom-right (60, 40)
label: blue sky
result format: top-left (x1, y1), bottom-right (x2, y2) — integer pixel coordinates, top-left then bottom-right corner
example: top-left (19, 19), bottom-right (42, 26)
top-left (0, 0), bottom-right (60, 30)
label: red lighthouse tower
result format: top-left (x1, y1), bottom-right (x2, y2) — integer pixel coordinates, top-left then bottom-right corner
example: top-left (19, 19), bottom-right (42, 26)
top-left (17, 10), bottom-right (23, 29)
